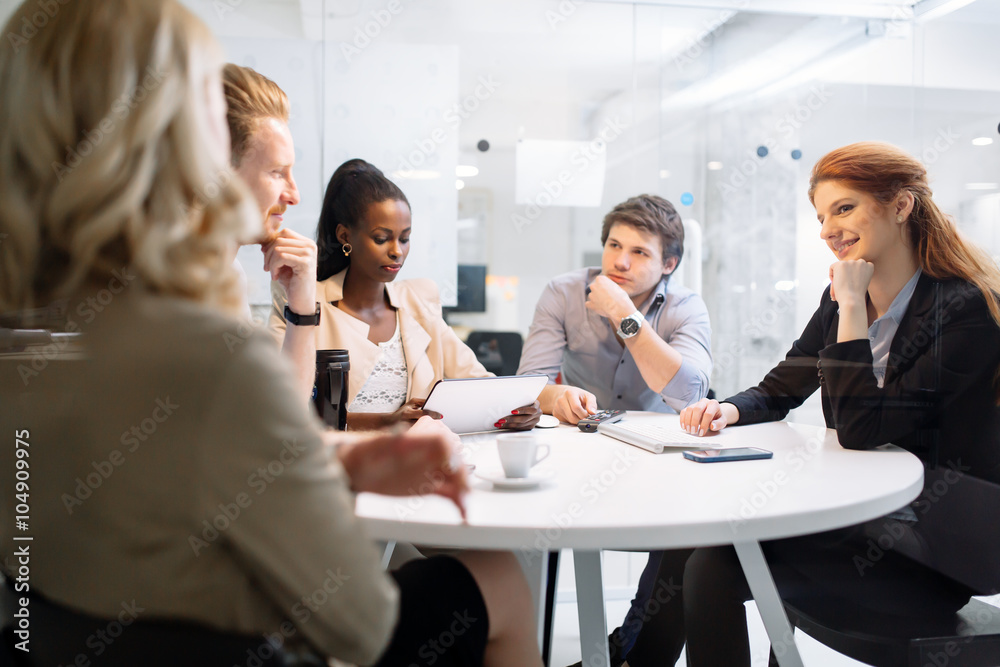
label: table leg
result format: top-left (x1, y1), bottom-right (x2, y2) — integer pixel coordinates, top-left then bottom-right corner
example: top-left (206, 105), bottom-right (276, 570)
top-left (543, 551), bottom-right (561, 666)
top-left (514, 549), bottom-right (549, 654)
top-left (733, 540), bottom-right (803, 667)
top-left (574, 550), bottom-right (609, 667)
top-left (378, 540), bottom-right (396, 571)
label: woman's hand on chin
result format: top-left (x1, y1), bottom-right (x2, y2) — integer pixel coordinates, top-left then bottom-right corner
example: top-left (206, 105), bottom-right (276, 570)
top-left (829, 259), bottom-right (874, 306)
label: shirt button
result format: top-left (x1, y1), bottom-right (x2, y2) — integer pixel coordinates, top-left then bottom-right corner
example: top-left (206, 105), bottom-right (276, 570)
top-left (620, 360), bottom-right (625, 365)
top-left (617, 394), bottom-right (623, 399)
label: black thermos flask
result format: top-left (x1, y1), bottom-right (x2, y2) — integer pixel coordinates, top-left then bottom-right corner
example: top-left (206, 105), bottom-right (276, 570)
top-left (313, 349), bottom-right (350, 431)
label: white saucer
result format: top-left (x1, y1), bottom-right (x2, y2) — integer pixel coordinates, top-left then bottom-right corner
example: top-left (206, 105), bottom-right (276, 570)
top-left (535, 415), bottom-right (560, 429)
top-left (475, 468), bottom-right (555, 490)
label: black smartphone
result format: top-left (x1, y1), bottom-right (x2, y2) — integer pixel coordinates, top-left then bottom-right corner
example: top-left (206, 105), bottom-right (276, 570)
top-left (683, 447), bottom-right (773, 463)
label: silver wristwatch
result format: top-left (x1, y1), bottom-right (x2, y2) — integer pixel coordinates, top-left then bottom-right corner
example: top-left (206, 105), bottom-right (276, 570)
top-left (617, 310), bottom-right (644, 339)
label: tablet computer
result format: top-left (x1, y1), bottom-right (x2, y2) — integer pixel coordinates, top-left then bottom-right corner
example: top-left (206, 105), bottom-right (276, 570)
top-left (423, 375), bottom-right (548, 434)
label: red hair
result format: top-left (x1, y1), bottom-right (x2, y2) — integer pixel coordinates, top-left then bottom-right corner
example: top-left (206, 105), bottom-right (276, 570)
top-left (810, 141), bottom-right (1000, 397)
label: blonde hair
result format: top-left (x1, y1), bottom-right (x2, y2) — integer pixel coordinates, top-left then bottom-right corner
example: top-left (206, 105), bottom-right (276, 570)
top-left (0, 0), bottom-right (259, 322)
top-left (223, 64), bottom-right (290, 168)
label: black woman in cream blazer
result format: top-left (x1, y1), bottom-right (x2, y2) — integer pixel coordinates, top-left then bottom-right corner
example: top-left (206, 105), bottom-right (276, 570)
top-left (269, 268), bottom-right (491, 407)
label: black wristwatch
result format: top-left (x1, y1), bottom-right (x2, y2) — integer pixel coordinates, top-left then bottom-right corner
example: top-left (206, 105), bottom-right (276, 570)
top-left (616, 309), bottom-right (643, 339)
top-left (284, 303), bottom-right (321, 326)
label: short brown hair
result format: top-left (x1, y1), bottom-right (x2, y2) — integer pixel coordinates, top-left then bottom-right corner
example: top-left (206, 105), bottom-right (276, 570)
top-left (600, 194), bottom-right (684, 265)
top-left (222, 64), bottom-right (290, 167)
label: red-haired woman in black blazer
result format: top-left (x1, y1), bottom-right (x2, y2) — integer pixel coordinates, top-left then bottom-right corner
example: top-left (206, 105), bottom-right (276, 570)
top-left (622, 141), bottom-right (1000, 667)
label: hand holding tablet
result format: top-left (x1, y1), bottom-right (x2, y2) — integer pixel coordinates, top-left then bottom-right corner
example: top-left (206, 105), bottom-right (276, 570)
top-left (422, 375), bottom-right (548, 434)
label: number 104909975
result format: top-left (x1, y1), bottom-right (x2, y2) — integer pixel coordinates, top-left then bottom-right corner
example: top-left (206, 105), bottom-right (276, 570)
top-left (14, 430), bottom-right (30, 531)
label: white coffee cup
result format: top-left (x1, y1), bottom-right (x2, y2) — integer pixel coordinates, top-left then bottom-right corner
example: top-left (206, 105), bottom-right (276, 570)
top-left (496, 432), bottom-right (550, 478)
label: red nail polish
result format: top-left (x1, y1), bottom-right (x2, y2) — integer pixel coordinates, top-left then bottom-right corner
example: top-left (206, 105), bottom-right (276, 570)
top-left (498, 419), bottom-right (506, 426)
top-left (511, 409), bottom-right (519, 415)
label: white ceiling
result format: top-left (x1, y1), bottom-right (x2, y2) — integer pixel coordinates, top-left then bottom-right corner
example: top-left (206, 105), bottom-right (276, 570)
top-left (1, 0), bottom-right (995, 157)
top-left (186, 0), bottom-right (998, 141)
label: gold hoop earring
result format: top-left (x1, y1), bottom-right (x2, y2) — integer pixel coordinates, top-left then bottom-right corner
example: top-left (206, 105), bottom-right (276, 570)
top-left (342, 243), bottom-right (352, 257)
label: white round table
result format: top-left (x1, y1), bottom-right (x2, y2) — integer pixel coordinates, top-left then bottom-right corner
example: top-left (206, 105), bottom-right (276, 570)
top-left (357, 413), bottom-right (925, 667)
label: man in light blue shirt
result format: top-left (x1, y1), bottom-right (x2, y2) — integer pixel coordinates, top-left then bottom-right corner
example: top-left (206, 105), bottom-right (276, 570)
top-left (518, 194), bottom-right (713, 666)
top-left (519, 194), bottom-right (713, 423)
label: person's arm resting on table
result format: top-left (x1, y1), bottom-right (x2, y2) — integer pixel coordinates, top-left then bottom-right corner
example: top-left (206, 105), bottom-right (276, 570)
top-left (518, 281), bottom-right (598, 424)
top-left (680, 288), bottom-right (835, 437)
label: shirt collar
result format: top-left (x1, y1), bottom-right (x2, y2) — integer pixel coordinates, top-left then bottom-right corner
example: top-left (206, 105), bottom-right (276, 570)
top-left (318, 269), bottom-right (347, 303)
top-left (875, 268), bottom-right (922, 328)
top-left (639, 276), bottom-right (670, 315)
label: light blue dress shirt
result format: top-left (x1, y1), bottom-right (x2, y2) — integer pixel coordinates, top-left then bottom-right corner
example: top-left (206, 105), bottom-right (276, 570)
top-left (517, 267), bottom-right (713, 413)
top-left (868, 268), bottom-right (922, 388)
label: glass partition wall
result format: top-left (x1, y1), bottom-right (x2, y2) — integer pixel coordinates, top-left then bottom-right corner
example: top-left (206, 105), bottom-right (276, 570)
top-left (152, 0), bottom-right (1000, 403)
top-left (669, 1), bottom-right (1000, 400)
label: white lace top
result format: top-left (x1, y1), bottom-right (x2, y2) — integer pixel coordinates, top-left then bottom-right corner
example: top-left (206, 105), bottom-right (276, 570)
top-left (348, 315), bottom-right (408, 413)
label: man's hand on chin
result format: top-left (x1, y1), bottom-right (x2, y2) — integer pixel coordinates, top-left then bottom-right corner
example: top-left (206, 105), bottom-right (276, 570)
top-left (585, 275), bottom-right (634, 323)
top-left (262, 228), bottom-right (318, 311)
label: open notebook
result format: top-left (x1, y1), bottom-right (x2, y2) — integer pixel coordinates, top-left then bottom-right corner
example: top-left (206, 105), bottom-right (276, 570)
top-left (598, 418), bottom-right (708, 454)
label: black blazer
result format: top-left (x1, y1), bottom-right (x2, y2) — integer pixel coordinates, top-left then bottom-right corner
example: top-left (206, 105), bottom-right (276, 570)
top-left (726, 273), bottom-right (1000, 484)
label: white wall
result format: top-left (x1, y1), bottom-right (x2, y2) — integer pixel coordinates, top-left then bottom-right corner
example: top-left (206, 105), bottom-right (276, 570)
top-left (192, 0), bottom-right (461, 306)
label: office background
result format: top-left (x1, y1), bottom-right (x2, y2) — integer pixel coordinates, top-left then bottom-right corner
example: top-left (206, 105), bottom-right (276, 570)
top-left (2, 1), bottom-right (997, 663)
top-left (2, 0), bottom-right (997, 399)
top-left (1, 0), bottom-right (994, 400)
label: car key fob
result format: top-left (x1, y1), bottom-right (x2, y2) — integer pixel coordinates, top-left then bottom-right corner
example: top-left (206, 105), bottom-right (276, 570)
top-left (577, 409), bottom-right (626, 432)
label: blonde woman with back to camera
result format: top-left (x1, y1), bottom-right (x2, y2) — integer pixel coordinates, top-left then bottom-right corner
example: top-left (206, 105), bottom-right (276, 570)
top-left (0, 1), bottom-right (542, 666)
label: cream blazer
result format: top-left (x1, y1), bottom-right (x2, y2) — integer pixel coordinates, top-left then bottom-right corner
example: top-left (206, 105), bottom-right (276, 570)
top-left (270, 269), bottom-right (491, 404)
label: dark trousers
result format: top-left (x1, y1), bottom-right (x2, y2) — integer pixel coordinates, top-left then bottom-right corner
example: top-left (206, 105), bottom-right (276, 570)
top-left (625, 519), bottom-right (974, 667)
top-left (623, 546), bottom-right (723, 666)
